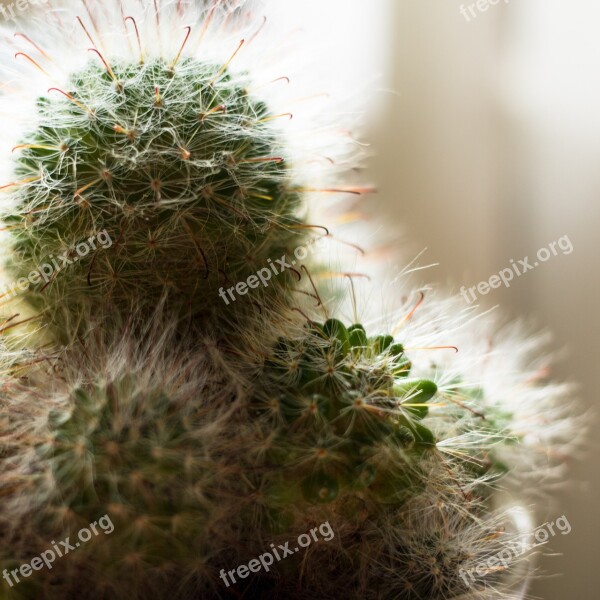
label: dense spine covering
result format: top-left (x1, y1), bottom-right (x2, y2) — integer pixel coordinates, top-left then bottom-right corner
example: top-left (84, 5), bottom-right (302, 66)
top-left (7, 57), bottom-right (304, 333)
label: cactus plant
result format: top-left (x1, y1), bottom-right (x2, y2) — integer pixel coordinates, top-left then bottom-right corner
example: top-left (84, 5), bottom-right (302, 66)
top-left (5, 54), bottom-right (306, 335)
top-left (0, 1), bottom-right (580, 600)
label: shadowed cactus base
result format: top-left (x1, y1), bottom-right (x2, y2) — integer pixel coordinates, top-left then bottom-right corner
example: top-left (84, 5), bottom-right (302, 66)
top-left (0, 318), bottom-right (518, 600)
top-left (0, 328), bottom-right (257, 599)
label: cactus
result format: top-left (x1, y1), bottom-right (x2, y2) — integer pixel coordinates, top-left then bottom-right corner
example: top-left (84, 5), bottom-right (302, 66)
top-left (255, 319), bottom-right (438, 508)
top-left (0, 317), bottom-right (259, 599)
top-left (1, 310), bottom-right (553, 599)
top-left (5, 55), bottom-right (304, 335)
top-left (0, 1), bottom-right (580, 600)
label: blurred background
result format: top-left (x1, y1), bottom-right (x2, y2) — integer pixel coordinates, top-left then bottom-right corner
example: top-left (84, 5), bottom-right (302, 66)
top-left (376, 4), bottom-right (600, 598)
top-left (273, 0), bottom-right (599, 597)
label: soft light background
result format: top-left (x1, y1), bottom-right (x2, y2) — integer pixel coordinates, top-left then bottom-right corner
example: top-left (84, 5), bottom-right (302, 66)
top-left (364, 1), bottom-right (598, 598)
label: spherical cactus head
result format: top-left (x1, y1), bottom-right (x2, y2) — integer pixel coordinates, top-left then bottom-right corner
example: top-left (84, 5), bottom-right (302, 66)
top-left (254, 319), bottom-right (438, 515)
top-left (6, 56), bottom-right (305, 333)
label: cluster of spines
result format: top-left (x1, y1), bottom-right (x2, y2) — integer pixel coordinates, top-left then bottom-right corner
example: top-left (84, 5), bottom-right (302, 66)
top-left (7, 57), bottom-right (305, 331)
top-left (254, 319), bottom-right (448, 509)
top-left (0, 328), bottom-right (262, 599)
top-left (226, 316), bottom-right (524, 599)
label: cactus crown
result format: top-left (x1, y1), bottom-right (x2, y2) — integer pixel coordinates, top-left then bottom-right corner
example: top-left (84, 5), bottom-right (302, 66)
top-left (7, 56), bottom-right (304, 330)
